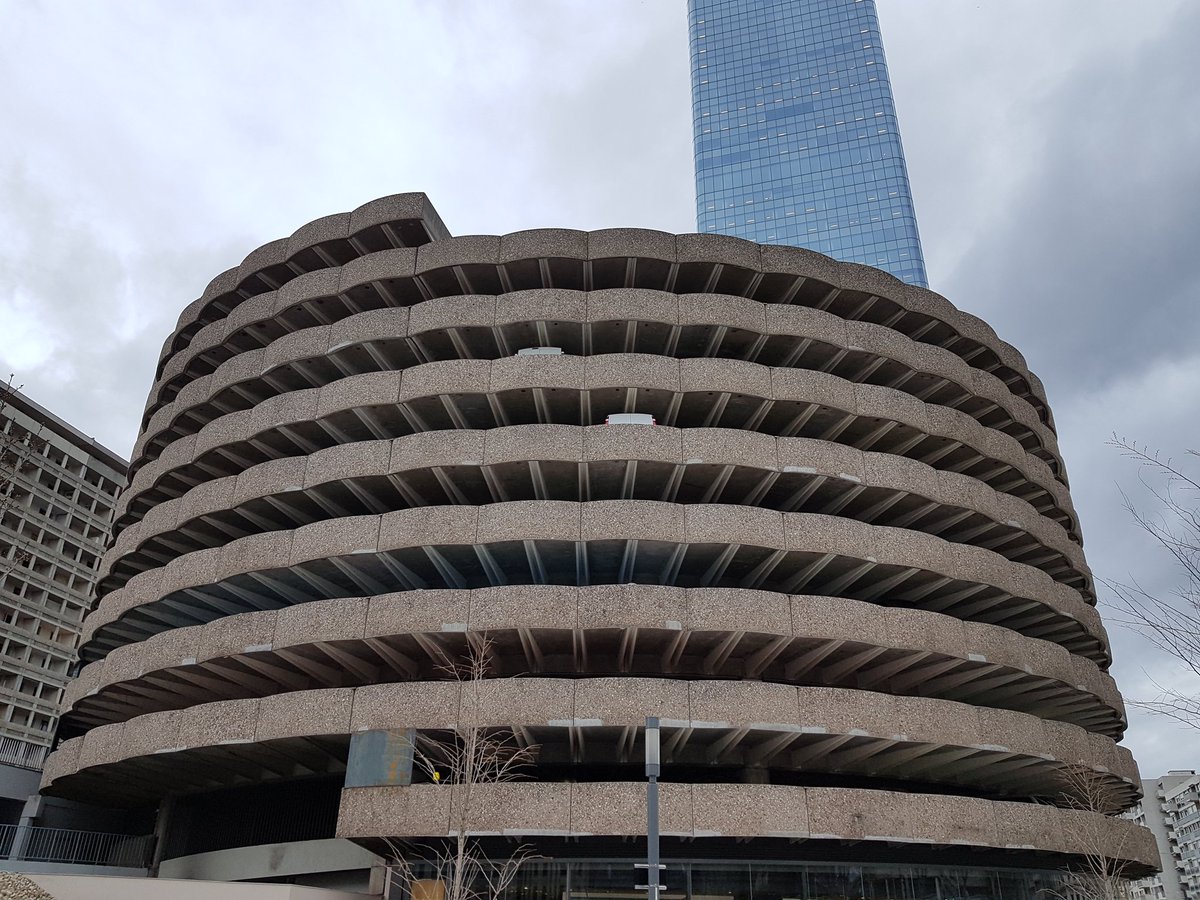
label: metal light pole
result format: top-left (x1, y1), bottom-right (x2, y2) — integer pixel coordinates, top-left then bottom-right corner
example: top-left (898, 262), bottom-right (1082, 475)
top-left (636, 716), bottom-right (663, 900)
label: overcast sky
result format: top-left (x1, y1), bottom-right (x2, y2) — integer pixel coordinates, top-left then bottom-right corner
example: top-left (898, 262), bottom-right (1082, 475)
top-left (2, 0), bottom-right (1197, 778)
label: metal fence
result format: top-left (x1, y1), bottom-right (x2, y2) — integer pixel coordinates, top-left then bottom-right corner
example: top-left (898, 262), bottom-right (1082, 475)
top-left (0, 824), bottom-right (154, 868)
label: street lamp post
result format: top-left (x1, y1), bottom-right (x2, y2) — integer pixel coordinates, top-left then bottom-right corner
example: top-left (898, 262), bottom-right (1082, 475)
top-left (637, 716), bottom-right (663, 900)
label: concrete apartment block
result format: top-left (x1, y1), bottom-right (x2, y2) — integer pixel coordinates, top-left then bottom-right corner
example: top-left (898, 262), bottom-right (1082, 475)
top-left (40, 194), bottom-right (1156, 894)
top-left (1129, 771), bottom-right (1200, 900)
top-left (0, 388), bottom-right (126, 818)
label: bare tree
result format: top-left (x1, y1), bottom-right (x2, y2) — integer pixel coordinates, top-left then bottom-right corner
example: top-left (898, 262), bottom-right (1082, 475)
top-left (0, 375), bottom-right (46, 577)
top-left (383, 637), bottom-right (539, 900)
top-left (1048, 764), bottom-right (1139, 900)
top-left (1106, 438), bottom-right (1200, 730)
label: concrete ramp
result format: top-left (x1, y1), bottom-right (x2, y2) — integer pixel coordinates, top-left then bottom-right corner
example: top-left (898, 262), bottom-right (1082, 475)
top-left (26, 873), bottom-right (372, 900)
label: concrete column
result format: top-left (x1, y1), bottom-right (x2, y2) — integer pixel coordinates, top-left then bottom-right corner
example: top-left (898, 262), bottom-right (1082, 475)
top-left (9, 794), bottom-right (43, 860)
top-left (150, 796), bottom-right (175, 873)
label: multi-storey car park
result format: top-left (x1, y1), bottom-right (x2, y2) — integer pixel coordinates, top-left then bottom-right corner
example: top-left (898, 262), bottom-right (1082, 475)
top-left (0, 388), bottom-right (126, 817)
top-left (39, 194), bottom-right (1156, 894)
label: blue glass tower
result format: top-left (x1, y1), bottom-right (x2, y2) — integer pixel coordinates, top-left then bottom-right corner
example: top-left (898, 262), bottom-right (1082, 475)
top-left (689, 0), bottom-right (928, 287)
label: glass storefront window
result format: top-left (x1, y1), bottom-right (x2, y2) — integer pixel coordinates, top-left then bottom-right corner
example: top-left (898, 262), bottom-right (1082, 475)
top-left (386, 858), bottom-right (1064, 900)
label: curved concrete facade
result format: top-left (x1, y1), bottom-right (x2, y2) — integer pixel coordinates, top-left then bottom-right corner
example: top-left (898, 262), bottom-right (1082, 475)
top-left (45, 195), bottom-right (1154, 879)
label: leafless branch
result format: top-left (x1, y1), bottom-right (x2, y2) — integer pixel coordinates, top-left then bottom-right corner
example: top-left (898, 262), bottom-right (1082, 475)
top-left (384, 637), bottom-right (540, 900)
top-left (1105, 437), bottom-right (1200, 731)
top-left (1044, 764), bottom-right (1137, 900)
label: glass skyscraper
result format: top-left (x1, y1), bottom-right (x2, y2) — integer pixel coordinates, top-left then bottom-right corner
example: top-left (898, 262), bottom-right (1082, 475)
top-left (689, 0), bottom-right (929, 286)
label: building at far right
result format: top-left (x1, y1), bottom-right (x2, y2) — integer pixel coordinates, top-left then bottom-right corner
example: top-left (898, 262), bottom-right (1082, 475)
top-left (688, 0), bottom-right (929, 286)
top-left (1129, 771), bottom-right (1200, 900)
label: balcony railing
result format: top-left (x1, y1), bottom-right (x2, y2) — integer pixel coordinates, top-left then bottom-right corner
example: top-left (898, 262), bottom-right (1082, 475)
top-left (0, 824), bottom-right (154, 868)
top-left (0, 736), bottom-right (47, 771)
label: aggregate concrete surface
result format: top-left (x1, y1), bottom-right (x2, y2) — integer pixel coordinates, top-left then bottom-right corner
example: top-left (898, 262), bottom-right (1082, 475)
top-left (0, 872), bottom-right (55, 900)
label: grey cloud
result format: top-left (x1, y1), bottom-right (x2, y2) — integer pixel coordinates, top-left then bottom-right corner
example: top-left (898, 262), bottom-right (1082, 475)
top-left (0, 164), bottom-right (244, 455)
top-left (941, 2), bottom-right (1200, 396)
